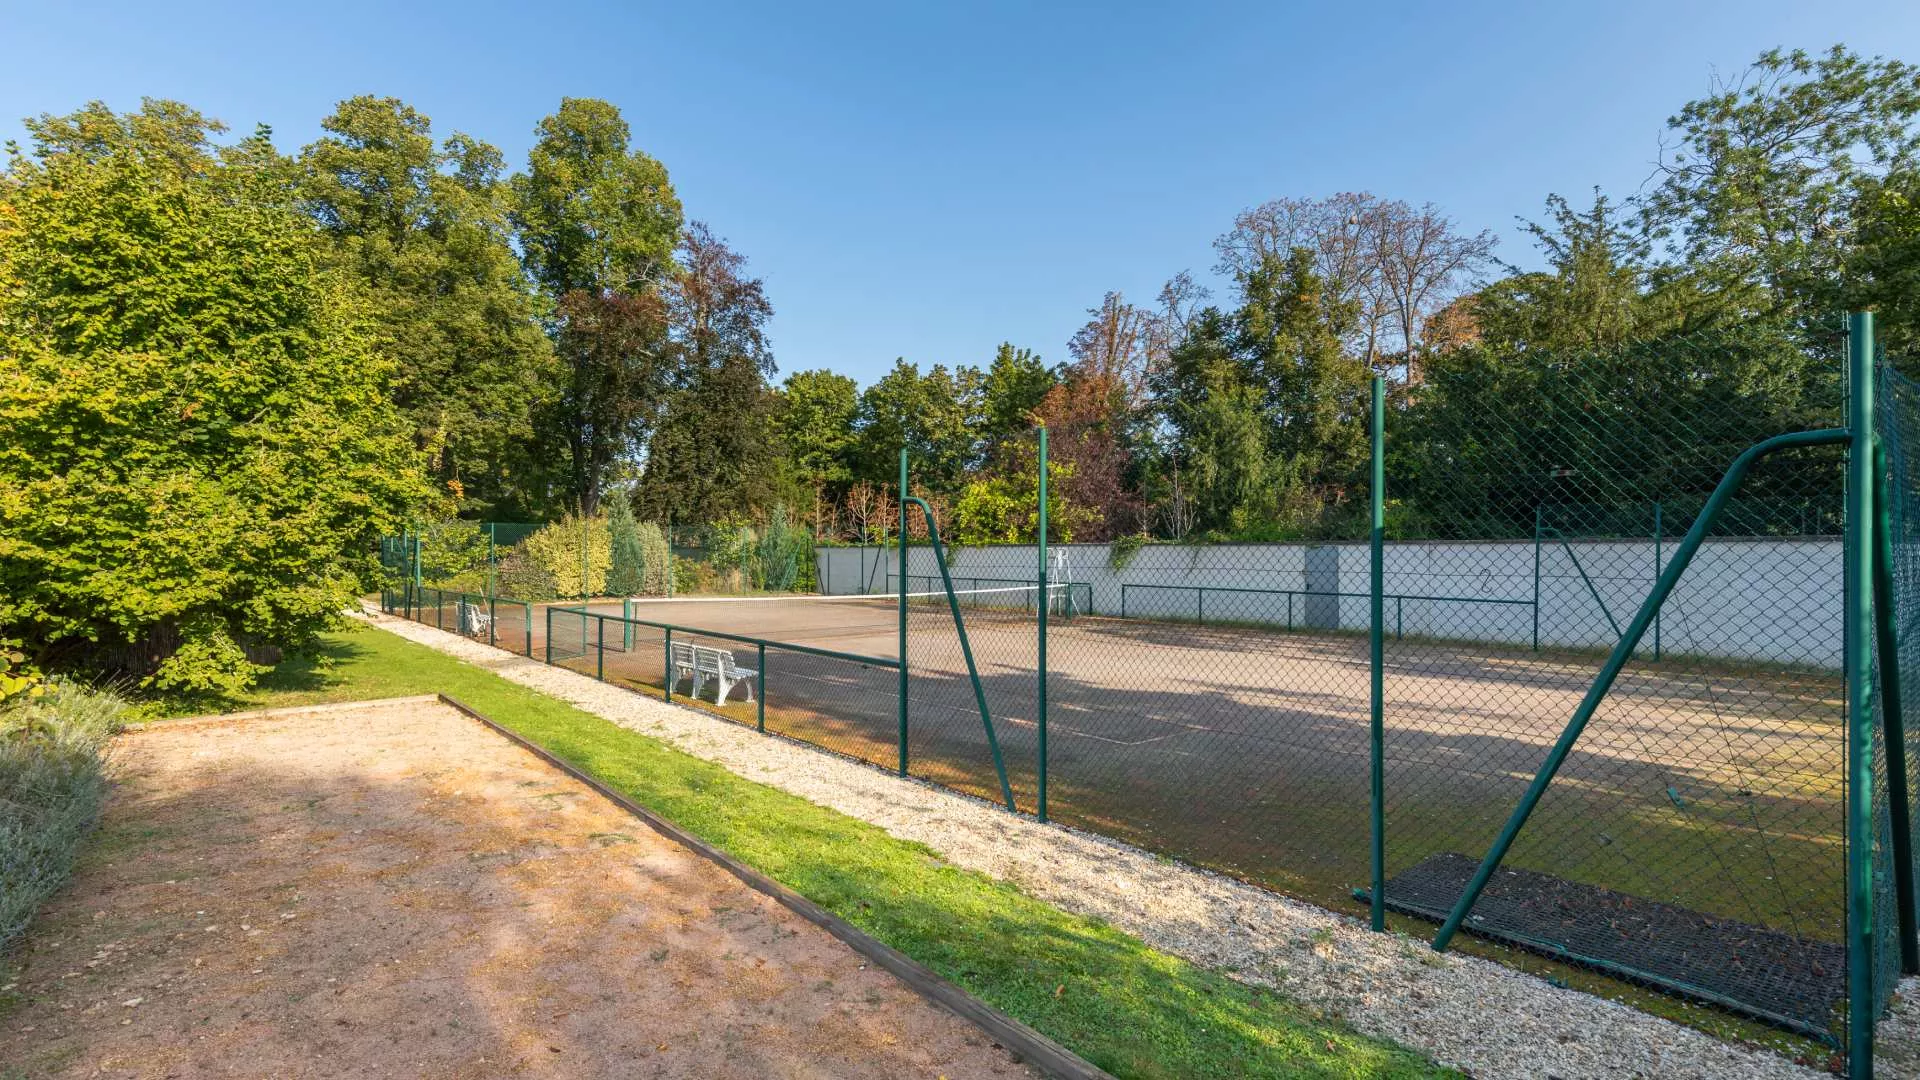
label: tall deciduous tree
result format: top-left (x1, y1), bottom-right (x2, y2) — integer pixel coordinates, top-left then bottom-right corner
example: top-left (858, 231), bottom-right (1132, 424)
top-left (635, 225), bottom-right (782, 523)
top-left (1647, 45), bottom-right (1920, 327)
top-left (778, 369), bottom-right (859, 529)
top-left (853, 360), bottom-right (981, 490)
top-left (512, 99), bottom-right (684, 514)
top-left (512, 98), bottom-right (682, 298)
top-left (1213, 193), bottom-right (1495, 374)
top-left (550, 288), bottom-right (672, 515)
top-left (300, 96), bottom-right (554, 516)
top-left (978, 343), bottom-right (1057, 461)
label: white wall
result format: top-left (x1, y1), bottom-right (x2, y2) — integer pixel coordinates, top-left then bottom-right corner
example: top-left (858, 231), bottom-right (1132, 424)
top-left (816, 536), bottom-right (1842, 667)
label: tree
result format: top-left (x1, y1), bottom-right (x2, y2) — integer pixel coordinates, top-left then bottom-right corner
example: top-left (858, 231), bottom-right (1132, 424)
top-left (299, 96), bottom-right (554, 516)
top-left (513, 99), bottom-right (684, 513)
top-left (0, 101), bottom-right (425, 693)
top-left (634, 226), bottom-right (782, 524)
top-left (1456, 190), bottom-right (1729, 355)
top-left (550, 288), bottom-right (672, 516)
top-left (1033, 368), bottom-right (1140, 539)
top-left (1213, 193), bottom-right (1495, 375)
top-left (1215, 192), bottom-right (1387, 354)
top-left (978, 343), bottom-right (1057, 460)
top-left (1852, 170), bottom-right (1920, 361)
top-left (1369, 200), bottom-right (1498, 377)
top-left (852, 360), bottom-right (982, 491)
top-left (778, 369), bottom-right (859, 530)
top-left (512, 98), bottom-right (682, 297)
top-left (1646, 46), bottom-right (1920, 328)
top-left (1148, 251), bottom-right (1369, 537)
top-left (606, 491), bottom-right (646, 595)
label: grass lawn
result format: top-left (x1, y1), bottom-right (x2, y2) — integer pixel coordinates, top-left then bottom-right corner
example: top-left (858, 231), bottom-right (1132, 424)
top-left (168, 622), bottom-right (1453, 1079)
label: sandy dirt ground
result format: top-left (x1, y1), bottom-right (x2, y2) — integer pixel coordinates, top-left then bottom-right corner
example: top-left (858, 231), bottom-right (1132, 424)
top-left (0, 697), bottom-right (1037, 1080)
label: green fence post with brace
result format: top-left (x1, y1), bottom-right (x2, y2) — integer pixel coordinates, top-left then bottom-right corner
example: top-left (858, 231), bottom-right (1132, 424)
top-left (1430, 425), bottom-right (1851, 956)
top-left (1845, 311), bottom-right (1877, 1078)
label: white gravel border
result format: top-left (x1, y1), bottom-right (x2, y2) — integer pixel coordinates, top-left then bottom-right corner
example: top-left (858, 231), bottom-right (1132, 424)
top-left (361, 606), bottom-right (1915, 1079)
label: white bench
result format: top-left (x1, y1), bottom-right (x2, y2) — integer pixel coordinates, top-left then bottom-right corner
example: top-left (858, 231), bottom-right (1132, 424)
top-left (670, 640), bottom-right (698, 696)
top-left (695, 645), bottom-right (758, 705)
top-left (669, 640), bottom-right (757, 704)
top-left (456, 599), bottom-right (493, 638)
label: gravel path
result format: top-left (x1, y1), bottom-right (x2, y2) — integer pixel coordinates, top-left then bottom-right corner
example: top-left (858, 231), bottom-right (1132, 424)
top-left (364, 607), bottom-right (1917, 1079)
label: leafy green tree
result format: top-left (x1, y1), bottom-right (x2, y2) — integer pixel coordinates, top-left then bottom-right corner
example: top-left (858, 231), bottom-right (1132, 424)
top-left (1237, 249), bottom-right (1370, 498)
top-left (1851, 170), bottom-right (1920, 362)
top-left (1646, 45), bottom-right (1920, 327)
top-left (1150, 251), bottom-right (1366, 536)
top-left (778, 369), bottom-right (859, 528)
top-left (550, 288), bottom-right (673, 515)
top-left (634, 225), bottom-right (781, 524)
top-left (979, 343), bottom-right (1057, 460)
top-left (300, 97), bottom-right (555, 517)
top-left (853, 360), bottom-right (982, 491)
top-left (639, 354), bottom-right (782, 523)
top-left (513, 99), bottom-right (684, 513)
top-left (0, 101), bottom-right (425, 693)
top-left (951, 454), bottom-right (1091, 544)
top-left (512, 98), bottom-right (682, 297)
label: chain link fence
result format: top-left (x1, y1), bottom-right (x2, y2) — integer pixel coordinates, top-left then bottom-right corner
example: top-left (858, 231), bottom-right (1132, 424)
top-left (376, 317), bottom-right (1915, 1070)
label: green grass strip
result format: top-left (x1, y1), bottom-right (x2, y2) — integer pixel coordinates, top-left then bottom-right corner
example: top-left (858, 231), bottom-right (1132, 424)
top-left (196, 624), bottom-right (1451, 1079)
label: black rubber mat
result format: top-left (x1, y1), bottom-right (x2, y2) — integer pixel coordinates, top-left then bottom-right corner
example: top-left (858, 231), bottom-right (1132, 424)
top-left (1363, 852), bottom-right (1844, 1041)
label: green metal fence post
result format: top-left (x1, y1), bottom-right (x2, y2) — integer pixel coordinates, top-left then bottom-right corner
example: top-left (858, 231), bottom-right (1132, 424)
top-left (1531, 506), bottom-right (1542, 652)
top-left (1652, 503), bottom-right (1663, 662)
top-left (757, 643), bottom-right (767, 733)
top-left (1874, 441), bottom-right (1919, 974)
top-left (1846, 311), bottom-right (1878, 1079)
top-left (1429, 424), bottom-right (1850, 956)
top-left (664, 628), bottom-right (674, 701)
top-left (1369, 375), bottom-right (1386, 932)
top-left (898, 448), bottom-right (910, 777)
top-left (624, 597), bottom-right (634, 651)
top-left (544, 606), bottom-right (553, 666)
top-left (524, 604), bottom-right (532, 657)
top-left (595, 616), bottom-right (604, 681)
top-left (1038, 426), bottom-right (1051, 823)
top-left (487, 523), bottom-right (496, 604)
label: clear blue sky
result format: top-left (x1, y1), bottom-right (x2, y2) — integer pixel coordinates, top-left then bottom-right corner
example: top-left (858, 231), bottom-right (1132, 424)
top-left (5, 1), bottom-right (1919, 387)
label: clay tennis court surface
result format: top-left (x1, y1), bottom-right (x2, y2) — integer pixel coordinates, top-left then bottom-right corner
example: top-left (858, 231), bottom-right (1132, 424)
top-left (0, 698), bottom-right (1037, 1079)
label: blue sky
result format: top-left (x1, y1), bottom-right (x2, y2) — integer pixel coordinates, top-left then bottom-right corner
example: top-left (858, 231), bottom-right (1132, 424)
top-left (5, 1), bottom-right (1919, 387)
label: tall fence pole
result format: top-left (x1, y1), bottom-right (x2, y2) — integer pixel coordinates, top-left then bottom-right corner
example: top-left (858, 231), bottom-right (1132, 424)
top-left (1846, 311), bottom-right (1878, 1078)
top-left (1037, 426), bottom-right (1051, 823)
top-left (1874, 440), bottom-right (1919, 974)
top-left (1531, 506), bottom-right (1542, 652)
top-left (1369, 376), bottom-right (1386, 932)
top-left (898, 448), bottom-right (910, 777)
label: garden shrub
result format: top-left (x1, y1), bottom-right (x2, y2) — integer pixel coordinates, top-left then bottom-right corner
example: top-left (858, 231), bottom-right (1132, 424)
top-left (0, 102), bottom-right (424, 694)
top-left (0, 675), bottom-right (124, 954)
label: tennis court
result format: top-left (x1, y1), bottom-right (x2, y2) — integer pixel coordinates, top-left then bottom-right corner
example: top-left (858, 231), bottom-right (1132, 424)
top-left (500, 585), bottom-right (1846, 966)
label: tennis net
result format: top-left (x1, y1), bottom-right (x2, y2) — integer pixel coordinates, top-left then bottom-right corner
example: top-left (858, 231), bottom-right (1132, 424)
top-left (616, 584), bottom-right (1074, 647)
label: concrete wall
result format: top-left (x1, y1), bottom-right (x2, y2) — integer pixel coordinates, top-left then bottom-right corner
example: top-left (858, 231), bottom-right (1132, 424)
top-left (816, 536), bottom-right (1842, 667)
